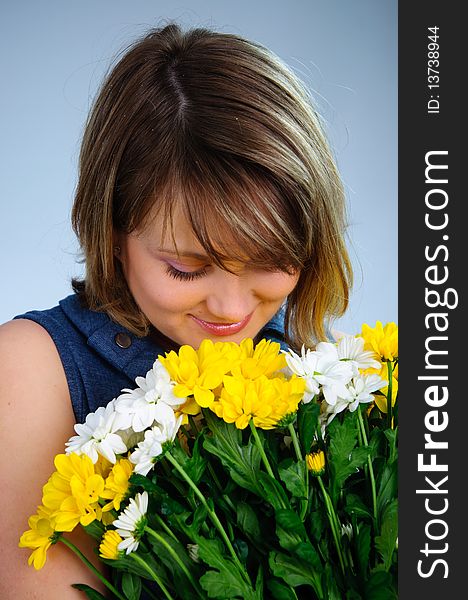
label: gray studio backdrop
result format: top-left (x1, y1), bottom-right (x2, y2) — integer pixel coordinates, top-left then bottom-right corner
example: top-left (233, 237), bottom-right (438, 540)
top-left (0, 0), bottom-right (397, 335)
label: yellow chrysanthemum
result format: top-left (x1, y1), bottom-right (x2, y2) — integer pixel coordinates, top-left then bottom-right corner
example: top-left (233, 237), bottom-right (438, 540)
top-left (364, 361), bottom-right (398, 413)
top-left (360, 321), bottom-right (398, 361)
top-left (94, 454), bottom-right (113, 479)
top-left (213, 373), bottom-right (303, 430)
top-left (230, 338), bottom-right (287, 380)
top-left (159, 339), bottom-right (234, 408)
top-left (306, 451), bottom-right (326, 476)
top-left (99, 529), bottom-right (124, 560)
top-left (266, 376), bottom-right (306, 427)
top-left (174, 396), bottom-right (202, 424)
top-left (18, 504), bottom-right (58, 570)
top-left (101, 458), bottom-right (133, 512)
top-left (42, 453), bottom-right (105, 532)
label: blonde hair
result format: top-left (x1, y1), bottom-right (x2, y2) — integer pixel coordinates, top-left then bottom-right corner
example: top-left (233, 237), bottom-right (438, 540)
top-left (71, 22), bottom-right (352, 349)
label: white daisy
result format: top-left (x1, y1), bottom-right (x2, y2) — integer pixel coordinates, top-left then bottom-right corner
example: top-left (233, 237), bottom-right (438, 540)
top-left (114, 360), bottom-right (186, 432)
top-left (130, 404), bottom-right (183, 476)
top-left (114, 491), bottom-right (149, 554)
top-left (65, 399), bottom-right (127, 463)
top-left (336, 335), bottom-right (381, 375)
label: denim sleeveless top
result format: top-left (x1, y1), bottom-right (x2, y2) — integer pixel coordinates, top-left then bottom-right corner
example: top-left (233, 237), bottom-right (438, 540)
top-left (13, 293), bottom-right (290, 424)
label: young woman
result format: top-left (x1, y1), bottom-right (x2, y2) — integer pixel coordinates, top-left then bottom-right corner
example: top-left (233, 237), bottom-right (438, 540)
top-left (0, 22), bottom-right (351, 597)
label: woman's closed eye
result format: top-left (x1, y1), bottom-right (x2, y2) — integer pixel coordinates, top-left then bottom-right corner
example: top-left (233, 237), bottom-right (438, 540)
top-left (165, 263), bottom-right (208, 282)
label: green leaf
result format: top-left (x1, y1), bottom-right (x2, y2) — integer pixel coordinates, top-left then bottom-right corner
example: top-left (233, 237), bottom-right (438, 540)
top-left (364, 567), bottom-right (397, 599)
top-left (269, 551), bottom-right (323, 597)
top-left (375, 499), bottom-right (398, 570)
top-left (384, 427), bottom-right (398, 464)
top-left (327, 414), bottom-right (370, 504)
top-left (70, 584), bottom-right (107, 600)
top-left (102, 549), bottom-right (169, 584)
top-left (82, 519), bottom-right (105, 541)
top-left (266, 578), bottom-right (298, 600)
top-left (345, 590), bottom-right (363, 600)
top-left (345, 493), bottom-right (374, 521)
top-left (122, 572), bottom-right (142, 600)
top-left (183, 433), bottom-right (207, 484)
top-left (275, 509), bottom-right (307, 551)
top-left (323, 562), bottom-right (347, 599)
top-left (197, 538), bottom-right (257, 599)
top-left (191, 502), bottom-right (210, 534)
top-left (377, 461), bottom-right (398, 516)
top-left (294, 541), bottom-right (322, 571)
top-left (257, 472), bottom-right (290, 510)
top-left (308, 508), bottom-right (327, 543)
top-left (237, 502), bottom-right (261, 542)
top-left (128, 472), bottom-right (160, 494)
top-left (297, 401), bottom-right (320, 453)
top-left (147, 529), bottom-right (202, 599)
top-left (355, 523), bottom-right (371, 577)
top-left (278, 458), bottom-right (307, 498)
top-left (203, 412), bottom-right (263, 497)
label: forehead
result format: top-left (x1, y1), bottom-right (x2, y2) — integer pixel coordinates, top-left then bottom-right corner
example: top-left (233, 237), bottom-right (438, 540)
top-left (136, 200), bottom-right (248, 261)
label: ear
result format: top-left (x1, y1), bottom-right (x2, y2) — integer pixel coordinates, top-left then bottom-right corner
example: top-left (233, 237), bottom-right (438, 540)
top-left (113, 228), bottom-right (124, 262)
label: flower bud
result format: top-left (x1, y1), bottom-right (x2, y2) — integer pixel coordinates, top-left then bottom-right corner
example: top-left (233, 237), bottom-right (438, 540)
top-left (306, 450), bottom-right (325, 476)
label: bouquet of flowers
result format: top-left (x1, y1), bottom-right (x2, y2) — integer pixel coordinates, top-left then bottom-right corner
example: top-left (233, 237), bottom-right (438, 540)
top-left (19, 321), bottom-right (398, 599)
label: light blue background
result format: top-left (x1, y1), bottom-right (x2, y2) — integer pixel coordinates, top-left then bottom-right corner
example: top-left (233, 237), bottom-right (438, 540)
top-left (0, 0), bottom-right (397, 335)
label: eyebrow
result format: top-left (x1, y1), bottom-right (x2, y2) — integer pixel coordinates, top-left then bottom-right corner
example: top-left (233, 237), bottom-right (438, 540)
top-left (155, 247), bottom-right (210, 261)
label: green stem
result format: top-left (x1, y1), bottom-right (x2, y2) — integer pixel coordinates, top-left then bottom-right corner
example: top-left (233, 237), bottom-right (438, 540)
top-left (288, 423), bottom-right (309, 520)
top-left (317, 476), bottom-right (346, 577)
top-left (153, 513), bottom-right (178, 543)
top-left (145, 527), bottom-right (204, 599)
top-left (165, 451), bottom-right (252, 587)
top-left (288, 423), bottom-right (302, 462)
top-left (357, 409), bottom-right (378, 527)
top-left (59, 536), bottom-right (126, 600)
top-left (130, 553), bottom-right (174, 600)
top-left (249, 420), bottom-right (275, 479)
top-left (386, 360), bottom-right (393, 429)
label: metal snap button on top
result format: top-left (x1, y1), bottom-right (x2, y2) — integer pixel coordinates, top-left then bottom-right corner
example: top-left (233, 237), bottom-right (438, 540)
top-left (115, 332), bottom-right (132, 349)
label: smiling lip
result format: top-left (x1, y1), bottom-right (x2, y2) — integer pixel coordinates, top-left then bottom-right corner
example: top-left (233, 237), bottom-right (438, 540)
top-left (189, 313), bottom-right (253, 336)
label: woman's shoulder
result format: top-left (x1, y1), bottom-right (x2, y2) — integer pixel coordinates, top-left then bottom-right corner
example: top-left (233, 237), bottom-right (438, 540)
top-left (0, 317), bottom-right (72, 410)
top-left (0, 317), bottom-right (106, 597)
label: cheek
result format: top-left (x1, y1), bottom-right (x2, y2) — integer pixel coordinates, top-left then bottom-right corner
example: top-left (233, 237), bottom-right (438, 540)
top-left (257, 271), bottom-right (300, 299)
top-left (130, 264), bottom-right (202, 313)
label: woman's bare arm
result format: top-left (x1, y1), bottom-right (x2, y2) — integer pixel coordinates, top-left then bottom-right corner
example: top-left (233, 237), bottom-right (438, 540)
top-left (0, 319), bottom-right (108, 598)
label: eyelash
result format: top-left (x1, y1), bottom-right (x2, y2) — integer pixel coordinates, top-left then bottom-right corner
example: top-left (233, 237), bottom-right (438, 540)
top-left (165, 264), bottom-right (208, 282)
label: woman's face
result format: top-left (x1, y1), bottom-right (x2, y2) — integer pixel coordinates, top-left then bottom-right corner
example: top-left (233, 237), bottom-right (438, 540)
top-left (116, 206), bottom-right (300, 349)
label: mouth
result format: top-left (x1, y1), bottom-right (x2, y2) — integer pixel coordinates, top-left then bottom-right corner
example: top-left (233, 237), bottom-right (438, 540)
top-left (189, 312), bottom-right (253, 336)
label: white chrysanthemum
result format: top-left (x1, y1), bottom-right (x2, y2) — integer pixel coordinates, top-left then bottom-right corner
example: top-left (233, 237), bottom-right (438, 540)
top-left (114, 492), bottom-right (148, 554)
top-left (342, 373), bottom-right (388, 413)
top-left (284, 346), bottom-right (321, 403)
top-left (130, 403), bottom-right (182, 475)
top-left (314, 343), bottom-right (354, 405)
top-left (318, 372), bottom-right (388, 433)
top-left (285, 343), bottom-right (353, 405)
top-left (65, 399), bottom-right (127, 463)
top-left (114, 360), bottom-right (186, 432)
top-left (336, 335), bottom-right (381, 375)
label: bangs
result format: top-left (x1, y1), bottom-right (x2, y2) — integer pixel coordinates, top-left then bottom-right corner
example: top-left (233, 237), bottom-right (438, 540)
top-left (140, 151), bottom-right (308, 274)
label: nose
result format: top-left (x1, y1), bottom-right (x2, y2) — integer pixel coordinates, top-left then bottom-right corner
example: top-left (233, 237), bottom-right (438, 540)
top-left (205, 270), bottom-right (256, 322)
